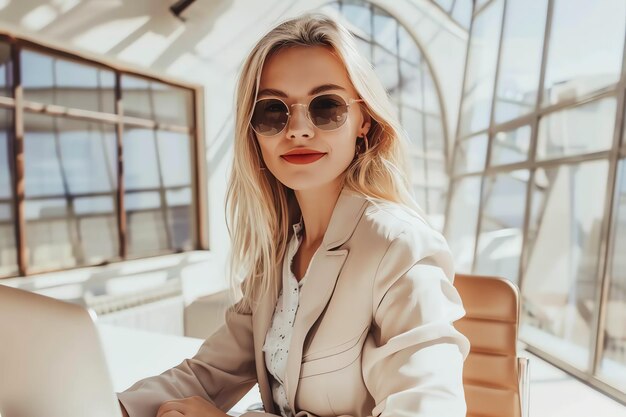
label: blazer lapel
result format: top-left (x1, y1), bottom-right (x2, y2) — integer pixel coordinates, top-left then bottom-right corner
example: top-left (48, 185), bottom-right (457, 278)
top-left (252, 269), bottom-right (280, 414)
top-left (250, 188), bottom-right (369, 414)
top-left (285, 188), bottom-right (369, 411)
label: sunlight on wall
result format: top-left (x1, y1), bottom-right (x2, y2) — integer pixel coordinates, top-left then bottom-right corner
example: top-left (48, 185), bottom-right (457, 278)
top-left (74, 16), bottom-right (151, 54)
top-left (51, 0), bottom-right (81, 13)
top-left (21, 4), bottom-right (57, 31)
top-left (118, 25), bottom-right (186, 66)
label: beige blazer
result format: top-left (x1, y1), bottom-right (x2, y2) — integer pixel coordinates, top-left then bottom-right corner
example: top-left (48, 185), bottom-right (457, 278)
top-left (117, 188), bottom-right (470, 417)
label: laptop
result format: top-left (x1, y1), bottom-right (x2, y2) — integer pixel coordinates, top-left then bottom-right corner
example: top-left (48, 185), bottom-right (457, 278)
top-left (0, 284), bottom-right (123, 417)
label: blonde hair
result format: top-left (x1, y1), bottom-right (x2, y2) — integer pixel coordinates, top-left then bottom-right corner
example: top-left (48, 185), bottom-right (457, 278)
top-left (225, 11), bottom-right (422, 313)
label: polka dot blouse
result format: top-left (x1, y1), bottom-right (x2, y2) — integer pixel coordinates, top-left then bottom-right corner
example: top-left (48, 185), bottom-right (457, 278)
top-left (262, 217), bottom-right (318, 417)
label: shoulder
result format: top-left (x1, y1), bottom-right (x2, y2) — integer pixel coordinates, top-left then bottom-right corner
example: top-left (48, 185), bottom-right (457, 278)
top-left (356, 196), bottom-right (454, 279)
top-left (359, 197), bottom-right (450, 256)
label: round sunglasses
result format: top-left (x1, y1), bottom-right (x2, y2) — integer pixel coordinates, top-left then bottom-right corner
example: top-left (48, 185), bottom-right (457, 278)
top-left (250, 93), bottom-right (364, 136)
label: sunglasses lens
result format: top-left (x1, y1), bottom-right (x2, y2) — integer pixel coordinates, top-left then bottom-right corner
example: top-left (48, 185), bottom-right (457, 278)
top-left (251, 99), bottom-right (288, 135)
top-left (309, 94), bottom-right (349, 130)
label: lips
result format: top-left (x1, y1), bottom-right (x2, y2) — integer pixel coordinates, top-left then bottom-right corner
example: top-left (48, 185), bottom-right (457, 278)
top-left (281, 152), bottom-right (327, 165)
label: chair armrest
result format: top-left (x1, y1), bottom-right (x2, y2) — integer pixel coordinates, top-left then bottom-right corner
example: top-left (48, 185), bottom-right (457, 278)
top-left (518, 356), bottom-right (530, 417)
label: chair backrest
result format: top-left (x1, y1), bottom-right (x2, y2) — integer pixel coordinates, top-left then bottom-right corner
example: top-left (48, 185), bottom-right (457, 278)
top-left (453, 273), bottom-right (522, 417)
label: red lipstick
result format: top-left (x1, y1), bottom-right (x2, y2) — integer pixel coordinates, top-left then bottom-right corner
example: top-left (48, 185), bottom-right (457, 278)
top-left (281, 148), bottom-right (327, 165)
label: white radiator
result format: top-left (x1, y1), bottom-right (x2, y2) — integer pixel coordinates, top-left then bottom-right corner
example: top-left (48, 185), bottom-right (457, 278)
top-left (87, 280), bottom-right (185, 336)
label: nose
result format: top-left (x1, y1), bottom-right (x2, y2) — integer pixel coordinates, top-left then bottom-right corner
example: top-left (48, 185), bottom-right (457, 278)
top-left (285, 103), bottom-right (314, 139)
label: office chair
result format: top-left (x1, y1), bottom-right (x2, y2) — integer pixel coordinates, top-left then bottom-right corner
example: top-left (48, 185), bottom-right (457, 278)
top-left (454, 274), bottom-right (530, 417)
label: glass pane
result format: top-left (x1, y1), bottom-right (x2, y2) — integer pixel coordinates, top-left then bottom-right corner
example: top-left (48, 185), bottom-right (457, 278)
top-left (0, 110), bottom-right (13, 199)
top-left (21, 49), bottom-right (115, 113)
top-left (398, 26), bottom-right (420, 64)
top-left (122, 75), bottom-right (193, 126)
top-left (426, 185), bottom-right (446, 231)
top-left (372, 8), bottom-right (397, 53)
top-left (372, 46), bottom-right (399, 101)
top-left (24, 113), bottom-right (117, 197)
top-left (459, 0), bottom-right (504, 136)
top-left (425, 157), bottom-right (448, 227)
top-left (491, 125), bottom-right (531, 166)
top-left (453, 134), bottom-right (488, 175)
top-left (422, 69), bottom-right (440, 114)
top-left (424, 114), bottom-right (445, 155)
top-left (23, 113), bottom-right (119, 271)
top-left (124, 128), bottom-right (193, 255)
top-left (124, 127), bottom-right (161, 191)
top-left (412, 184), bottom-right (427, 212)
top-left (434, 0), bottom-right (454, 12)
top-left (446, 176), bottom-right (482, 273)
top-left (494, 0), bottom-right (548, 124)
top-left (156, 130), bottom-right (192, 187)
top-left (476, 0), bottom-right (491, 10)
top-left (537, 97), bottom-right (617, 161)
top-left (425, 157), bottom-right (447, 188)
top-left (399, 60), bottom-right (422, 107)
top-left (474, 170), bottom-right (528, 283)
top-left (400, 106), bottom-right (424, 149)
top-left (354, 37), bottom-right (372, 64)
top-left (167, 187), bottom-right (193, 251)
top-left (521, 160), bottom-right (610, 371)
top-left (0, 41), bottom-right (12, 97)
top-left (598, 159), bottom-right (626, 391)
top-left (410, 155), bottom-right (427, 185)
top-left (451, 0), bottom-right (473, 29)
top-left (542, 0), bottom-right (626, 107)
top-left (342, 0), bottom-right (372, 40)
top-left (0, 109), bottom-right (17, 276)
top-left (126, 206), bottom-right (168, 256)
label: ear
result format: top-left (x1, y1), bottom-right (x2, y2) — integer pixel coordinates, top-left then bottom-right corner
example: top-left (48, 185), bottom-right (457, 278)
top-left (359, 109), bottom-right (372, 137)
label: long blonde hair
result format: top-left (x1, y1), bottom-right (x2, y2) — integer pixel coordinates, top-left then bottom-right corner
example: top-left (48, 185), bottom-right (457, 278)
top-left (225, 11), bottom-right (421, 313)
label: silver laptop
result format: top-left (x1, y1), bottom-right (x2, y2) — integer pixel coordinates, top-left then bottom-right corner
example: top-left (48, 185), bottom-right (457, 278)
top-left (0, 284), bottom-right (123, 417)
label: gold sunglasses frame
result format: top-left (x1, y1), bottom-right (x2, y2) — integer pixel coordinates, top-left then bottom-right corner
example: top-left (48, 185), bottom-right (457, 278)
top-left (250, 93), bottom-right (364, 136)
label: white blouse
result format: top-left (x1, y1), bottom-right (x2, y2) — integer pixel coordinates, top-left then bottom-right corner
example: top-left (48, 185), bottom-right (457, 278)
top-left (262, 217), bottom-right (318, 417)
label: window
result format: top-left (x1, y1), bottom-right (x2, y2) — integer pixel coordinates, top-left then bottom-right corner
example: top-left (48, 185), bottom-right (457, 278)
top-left (599, 159), bottom-right (626, 391)
top-left (448, 0), bottom-right (626, 399)
top-left (536, 97), bottom-right (617, 160)
top-left (332, 0), bottom-right (449, 229)
top-left (493, 0), bottom-right (548, 124)
top-left (490, 125), bottom-right (531, 166)
top-left (445, 176), bottom-right (482, 273)
top-left (474, 170), bottom-right (528, 283)
top-left (459, 0), bottom-right (504, 136)
top-left (0, 36), bottom-right (202, 278)
top-left (521, 160), bottom-right (609, 371)
top-left (542, 0), bottom-right (626, 107)
top-left (0, 109), bottom-right (16, 276)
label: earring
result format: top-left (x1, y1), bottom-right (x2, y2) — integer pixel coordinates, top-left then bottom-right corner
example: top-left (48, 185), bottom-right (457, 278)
top-left (355, 133), bottom-right (369, 157)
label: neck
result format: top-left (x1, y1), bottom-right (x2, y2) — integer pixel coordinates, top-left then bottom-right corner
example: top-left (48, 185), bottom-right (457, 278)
top-left (294, 178), bottom-right (344, 248)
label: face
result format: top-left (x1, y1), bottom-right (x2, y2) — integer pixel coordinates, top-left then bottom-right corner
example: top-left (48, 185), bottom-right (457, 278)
top-left (253, 45), bottom-right (371, 191)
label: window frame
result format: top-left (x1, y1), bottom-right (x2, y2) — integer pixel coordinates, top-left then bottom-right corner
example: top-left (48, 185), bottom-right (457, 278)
top-left (0, 32), bottom-right (207, 279)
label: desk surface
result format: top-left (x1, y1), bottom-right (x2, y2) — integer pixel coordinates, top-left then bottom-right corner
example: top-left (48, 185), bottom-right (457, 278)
top-left (98, 324), bottom-right (626, 417)
top-left (97, 323), bottom-right (262, 415)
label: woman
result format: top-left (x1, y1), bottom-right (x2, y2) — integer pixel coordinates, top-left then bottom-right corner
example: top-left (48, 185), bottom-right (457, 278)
top-left (117, 12), bottom-right (469, 417)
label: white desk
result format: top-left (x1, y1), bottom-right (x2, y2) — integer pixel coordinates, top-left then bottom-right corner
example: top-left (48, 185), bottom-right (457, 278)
top-left (97, 323), bottom-right (262, 415)
top-left (98, 324), bottom-right (626, 417)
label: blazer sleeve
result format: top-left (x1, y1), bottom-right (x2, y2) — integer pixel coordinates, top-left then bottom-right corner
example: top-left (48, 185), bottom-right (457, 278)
top-left (361, 225), bottom-right (471, 417)
top-left (116, 292), bottom-right (258, 417)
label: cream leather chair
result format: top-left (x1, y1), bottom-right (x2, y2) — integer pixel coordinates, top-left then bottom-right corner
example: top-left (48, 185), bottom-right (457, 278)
top-left (454, 274), bottom-right (530, 417)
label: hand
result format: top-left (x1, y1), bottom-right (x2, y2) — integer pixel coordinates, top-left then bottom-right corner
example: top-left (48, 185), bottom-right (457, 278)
top-left (156, 396), bottom-right (229, 417)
